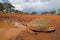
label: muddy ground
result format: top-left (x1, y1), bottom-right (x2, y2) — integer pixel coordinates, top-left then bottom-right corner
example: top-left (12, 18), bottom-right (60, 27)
top-left (0, 14), bottom-right (60, 40)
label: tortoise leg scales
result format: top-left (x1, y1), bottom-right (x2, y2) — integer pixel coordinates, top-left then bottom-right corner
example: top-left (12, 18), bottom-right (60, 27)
top-left (27, 28), bottom-right (37, 35)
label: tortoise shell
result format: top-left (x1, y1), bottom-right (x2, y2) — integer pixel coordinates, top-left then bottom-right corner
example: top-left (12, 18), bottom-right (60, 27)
top-left (27, 18), bottom-right (55, 31)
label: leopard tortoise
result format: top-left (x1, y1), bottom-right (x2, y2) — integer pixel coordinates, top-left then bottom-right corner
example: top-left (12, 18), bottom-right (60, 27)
top-left (27, 18), bottom-right (55, 34)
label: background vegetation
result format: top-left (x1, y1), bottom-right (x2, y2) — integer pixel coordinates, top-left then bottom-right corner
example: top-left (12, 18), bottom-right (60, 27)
top-left (0, 2), bottom-right (60, 15)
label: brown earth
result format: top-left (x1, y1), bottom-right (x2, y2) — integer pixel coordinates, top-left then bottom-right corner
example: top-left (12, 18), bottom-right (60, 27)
top-left (0, 13), bottom-right (60, 40)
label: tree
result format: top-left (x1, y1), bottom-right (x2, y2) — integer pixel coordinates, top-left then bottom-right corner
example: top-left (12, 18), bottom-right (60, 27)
top-left (4, 2), bottom-right (15, 13)
top-left (31, 11), bottom-right (37, 15)
top-left (0, 2), bottom-right (4, 11)
top-left (14, 10), bottom-right (24, 14)
top-left (58, 8), bottom-right (60, 15)
top-left (14, 10), bottom-right (19, 13)
top-left (41, 12), bottom-right (49, 15)
top-left (24, 12), bottom-right (30, 15)
top-left (50, 10), bottom-right (56, 14)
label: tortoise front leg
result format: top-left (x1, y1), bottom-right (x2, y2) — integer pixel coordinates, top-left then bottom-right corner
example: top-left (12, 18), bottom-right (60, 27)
top-left (27, 28), bottom-right (37, 35)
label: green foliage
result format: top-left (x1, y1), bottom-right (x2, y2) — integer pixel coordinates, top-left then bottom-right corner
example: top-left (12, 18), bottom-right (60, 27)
top-left (14, 10), bottom-right (19, 13)
top-left (24, 12), bottom-right (30, 15)
top-left (0, 2), bottom-right (58, 15)
top-left (58, 8), bottom-right (60, 13)
top-left (16, 10), bottom-right (30, 14)
top-left (50, 10), bottom-right (56, 14)
top-left (4, 2), bottom-right (14, 8)
top-left (41, 10), bottom-right (56, 15)
top-left (18, 11), bottom-right (25, 14)
top-left (0, 2), bottom-right (15, 13)
top-left (58, 8), bottom-right (60, 15)
top-left (31, 11), bottom-right (38, 15)
top-left (4, 2), bottom-right (15, 13)
top-left (41, 12), bottom-right (49, 15)
top-left (0, 2), bottom-right (4, 11)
